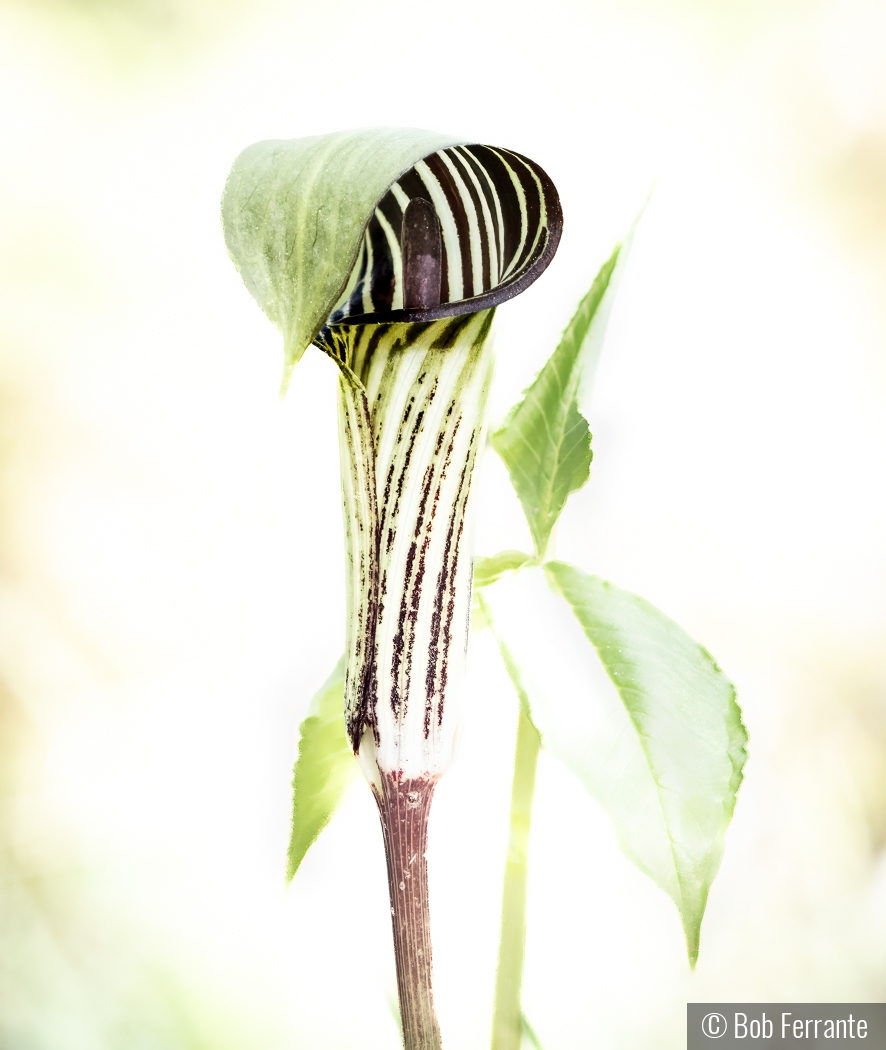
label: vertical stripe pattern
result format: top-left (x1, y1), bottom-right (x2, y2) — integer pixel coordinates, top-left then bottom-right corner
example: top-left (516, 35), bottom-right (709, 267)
top-left (322, 312), bottom-right (495, 778)
top-left (325, 145), bottom-right (560, 326)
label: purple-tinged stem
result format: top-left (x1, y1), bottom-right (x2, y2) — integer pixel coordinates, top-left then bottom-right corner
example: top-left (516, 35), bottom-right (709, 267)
top-left (374, 774), bottom-right (442, 1050)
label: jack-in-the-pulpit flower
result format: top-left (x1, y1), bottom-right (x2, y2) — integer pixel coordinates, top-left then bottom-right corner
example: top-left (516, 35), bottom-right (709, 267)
top-left (222, 128), bottom-right (561, 1050)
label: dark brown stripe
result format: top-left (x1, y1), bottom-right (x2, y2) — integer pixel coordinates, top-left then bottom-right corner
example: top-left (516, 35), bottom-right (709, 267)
top-left (431, 314), bottom-right (474, 351)
top-left (498, 149), bottom-right (543, 273)
top-left (469, 145), bottom-right (524, 277)
top-left (340, 374), bottom-right (381, 750)
top-left (446, 148), bottom-right (491, 293)
top-left (438, 439), bottom-right (476, 729)
top-left (457, 146), bottom-right (504, 284)
top-left (424, 428), bottom-right (473, 737)
top-left (344, 239), bottom-right (370, 318)
top-left (385, 371), bottom-right (438, 717)
top-left (400, 461), bottom-right (439, 717)
top-left (365, 213), bottom-right (396, 312)
top-left (350, 323), bottom-right (386, 379)
top-left (377, 189), bottom-right (406, 238)
top-left (422, 151), bottom-right (474, 303)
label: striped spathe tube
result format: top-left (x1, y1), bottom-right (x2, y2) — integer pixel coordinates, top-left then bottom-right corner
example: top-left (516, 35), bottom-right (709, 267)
top-left (321, 311), bottom-right (495, 785)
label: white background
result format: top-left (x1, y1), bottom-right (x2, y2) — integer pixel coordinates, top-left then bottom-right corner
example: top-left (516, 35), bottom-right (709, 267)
top-left (1, 0), bottom-right (885, 1046)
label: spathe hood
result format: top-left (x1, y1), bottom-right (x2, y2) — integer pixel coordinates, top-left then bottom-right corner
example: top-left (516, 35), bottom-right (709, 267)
top-left (222, 127), bottom-right (562, 389)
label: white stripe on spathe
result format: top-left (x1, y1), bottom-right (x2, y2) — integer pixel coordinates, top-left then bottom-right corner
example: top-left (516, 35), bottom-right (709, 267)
top-left (514, 151), bottom-right (549, 267)
top-left (438, 150), bottom-right (485, 298)
top-left (374, 206), bottom-right (404, 312)
top-left (414, 158), bottom-right (465, 302)
top-left (454, 146), bottom-right (501, 286)
top-left (330, 236), bottom-right (365, 323)
top-left (390, 181), bottom-right (411, 213)
top-left (360, 231), bottom-right (375, 316)
top-left (337, 365), bottom-right (379, 748)
top-left (489, 147), bottom-right (529, 280)
top-left (467, 147), bottom-right (508, 284)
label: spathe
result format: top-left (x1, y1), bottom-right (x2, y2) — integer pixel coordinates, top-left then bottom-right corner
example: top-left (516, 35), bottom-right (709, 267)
top-left (222, 126), bottom-right (562, 391)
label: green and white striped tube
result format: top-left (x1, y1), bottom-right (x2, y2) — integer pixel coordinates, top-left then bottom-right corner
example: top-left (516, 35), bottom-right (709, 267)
top-left (321, 312), bottom-right (494, 785)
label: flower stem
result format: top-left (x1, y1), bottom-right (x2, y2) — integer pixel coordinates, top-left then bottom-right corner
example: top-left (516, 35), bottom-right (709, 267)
top-left (375, 774), bottom-right (442, 1050)
top-left (491, 703), bottom-right (540, 1050)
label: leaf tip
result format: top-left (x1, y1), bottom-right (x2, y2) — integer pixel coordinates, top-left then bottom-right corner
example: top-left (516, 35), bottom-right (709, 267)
top-left (684, 917), bottom-right (701, 970)
top-left (680, 886), bottom-right (708, 968)
top-left (285, 828), bottom-right (309, 884)
top-left (278, 340), bottom-right (304, 397)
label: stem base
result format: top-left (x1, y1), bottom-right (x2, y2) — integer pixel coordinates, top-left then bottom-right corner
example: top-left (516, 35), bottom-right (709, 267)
top-left (375, 774), bottom-right (442, 1050)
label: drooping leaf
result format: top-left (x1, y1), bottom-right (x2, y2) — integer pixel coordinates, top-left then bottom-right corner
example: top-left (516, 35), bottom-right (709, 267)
top-left (222, 128), bottom-right (461, 389)
top-left (287, 658), bottom-right (358, 881)
top-left (542, 561), bottom-right (747, 964)
top-left (491, 231), bottom-right (636, 558)
top-left (473, 550), bottom-right (535, 589)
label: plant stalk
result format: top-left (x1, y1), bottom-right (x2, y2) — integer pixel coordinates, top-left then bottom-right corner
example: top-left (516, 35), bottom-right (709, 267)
top-left (491, 702), bottom-right (541, 1050)
top-left (375, 774), bottom-right (442, 1050)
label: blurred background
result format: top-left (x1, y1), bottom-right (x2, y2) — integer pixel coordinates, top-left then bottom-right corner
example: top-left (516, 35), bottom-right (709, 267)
top-left (1, 0), bottom-right (885, 1046)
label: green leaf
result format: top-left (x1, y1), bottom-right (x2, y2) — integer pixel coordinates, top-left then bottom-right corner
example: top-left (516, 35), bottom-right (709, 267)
top-left (542, 561), bottom-right (747, 964)
top-left (521, 1015), bottom-right (545, 1050)
top-left (491, 232), bottom-right (635, 558)
top-left (222, 127), bottom-right (461, 390)
top-left (473, 550), bottom-right (535, 588)
top-left (476, 592), bottom-right (536, 725)
top-left (472, 552), bottom-right (535, 632)
top-left (287, 658), bottom-right (358, 881)
top-left (471, 593), bottom-right (490, 633)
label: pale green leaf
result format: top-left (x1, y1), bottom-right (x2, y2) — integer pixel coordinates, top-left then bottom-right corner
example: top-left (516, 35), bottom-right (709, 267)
top-left (491, 232), bottom-right (635, 558)
top-left (473, 550), bottom-right (535, 588)
top-left (287, 658), bottom-right (358, 881)
top-left (521, 1016), bottom-right (545, 1050)
top-left (471, 593), bottom-right (490, 633)
top-left (476, 592), bottom-right (536, 725)
top-left (222, 127), bottom-right (461, 390)
top-left (543, 561), bottom-right (747, 963)
top-left (472, 551), bottom-right (534, 632)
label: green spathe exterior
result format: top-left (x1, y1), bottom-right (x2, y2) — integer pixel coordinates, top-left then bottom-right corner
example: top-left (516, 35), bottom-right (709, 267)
top-left (222, 127), bottom-right (463, 389)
